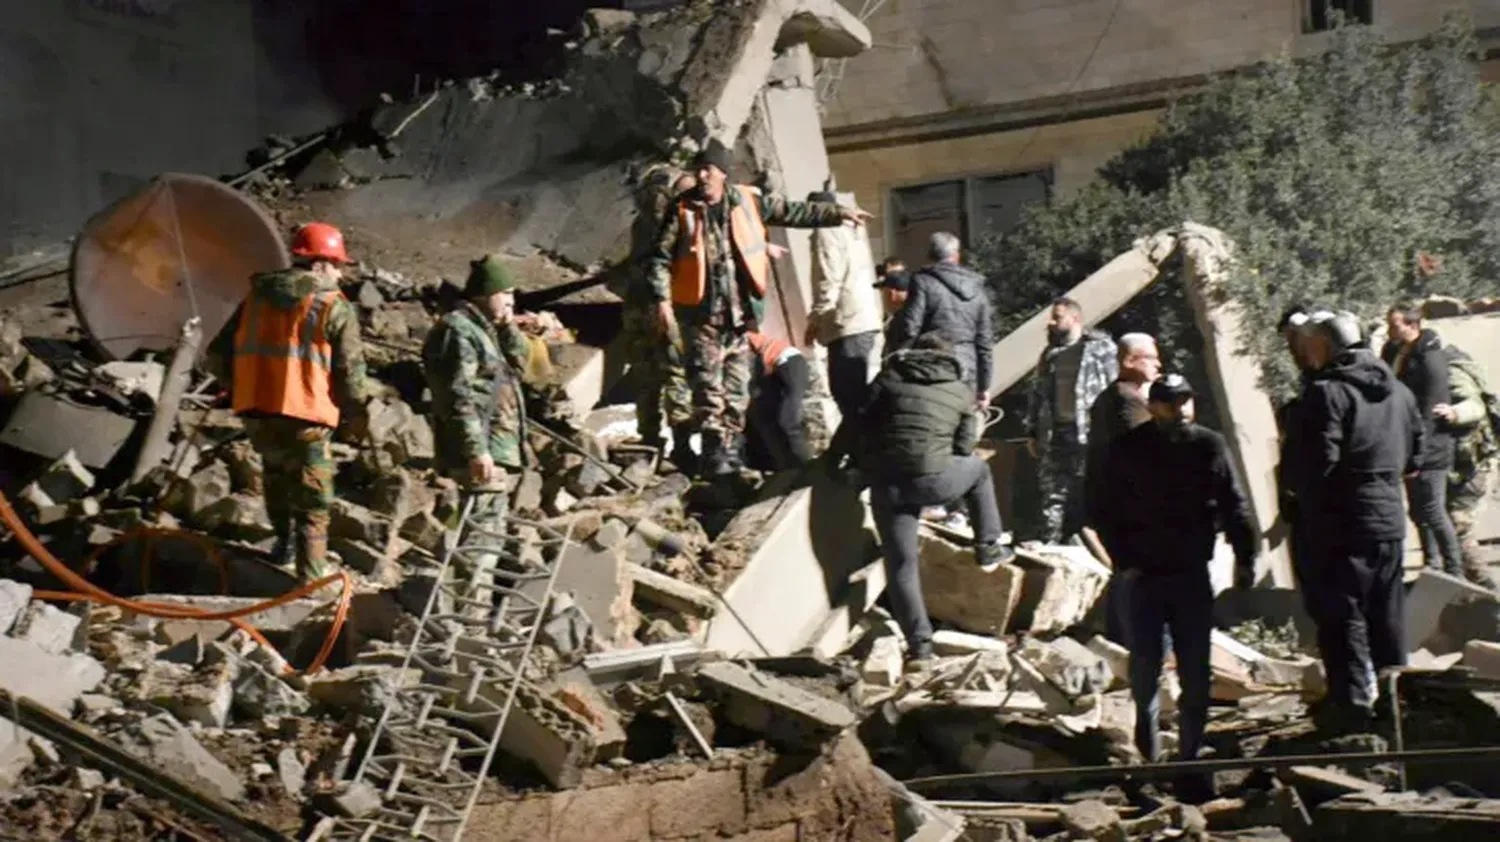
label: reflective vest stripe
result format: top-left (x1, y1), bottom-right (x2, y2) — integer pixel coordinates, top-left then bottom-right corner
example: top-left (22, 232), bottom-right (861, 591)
top-left (230, 289), bottom-right (341, 427)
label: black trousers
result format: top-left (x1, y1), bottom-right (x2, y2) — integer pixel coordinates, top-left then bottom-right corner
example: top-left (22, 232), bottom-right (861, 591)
top-left (826, 331), bottom-right (878, 420)
top-left (1302, 538), bottom-right (1407, 712)
top-left (744, 355), bottom-right (812, 471)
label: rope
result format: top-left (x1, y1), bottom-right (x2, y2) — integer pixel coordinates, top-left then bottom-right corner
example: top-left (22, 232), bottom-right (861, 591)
top-left (0, 492), bottom-right (352, 676)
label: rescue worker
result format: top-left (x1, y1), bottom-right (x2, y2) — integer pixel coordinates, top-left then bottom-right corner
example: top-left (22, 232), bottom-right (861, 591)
top-left (1088, 374), bottom-right (1257, 766)
top-left (1290, 311), bottom-right (1422, 734)
top-left (826, 333), bottom-right (1014, 672)
top-left (1439, 343), bottom-right (1499, 588)
top-left (206, 221), bottom-right (370, 581)
top-left (1026, 297), bottom-right (1117, 543)
top-left (1274, 304), bottom-right (1322, 628)
top-left (1381, 301), bottom-right (1463, 575)
top-left (422, 255), bottom-right (533, 604)
top-left (887, 232), bottom-right (993, 403)
top-left (646, 139), bottom-right (869, 476)
top-left (874, 257), bottom-right (910, 318)
top-left (620, 170), bottom-right (696, 471)
top-left (1083, 333), bottom-right (1161, 519)
top-left (803, 190), bottom-right (884, 421)
top-left (743, 330), bottom-right (811, 472)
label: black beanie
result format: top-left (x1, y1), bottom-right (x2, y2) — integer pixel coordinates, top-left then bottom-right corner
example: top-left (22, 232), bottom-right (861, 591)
top-left (694, 139), bottom-right (734, 175)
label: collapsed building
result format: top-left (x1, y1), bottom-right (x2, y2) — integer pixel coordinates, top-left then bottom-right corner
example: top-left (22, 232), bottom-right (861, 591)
top-left (1, 2), bottom-right (1500, 842)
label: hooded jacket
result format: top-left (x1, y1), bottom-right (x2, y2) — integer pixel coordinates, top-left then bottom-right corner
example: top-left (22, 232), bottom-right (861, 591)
top-left (886, 262), bottom-right (993, 395)
top-left (1291, 348), bottom-right (1424, 543)
top-left (1381, 328), bottom-right (1452, 470)
top-left (827, 347), bottom-right (976, 480)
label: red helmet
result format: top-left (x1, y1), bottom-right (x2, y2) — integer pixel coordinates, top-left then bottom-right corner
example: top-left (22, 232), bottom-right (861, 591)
top-left (290, 222), bottom-right (349, 264)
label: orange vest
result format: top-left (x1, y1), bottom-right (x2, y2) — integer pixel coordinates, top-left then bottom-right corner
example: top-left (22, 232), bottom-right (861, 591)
top-left (746, 332), bottom-right (793, 372)
top-left (231, 289), bottom-right (342, 427)
top-left (669, 185), bottom-right (772, 307)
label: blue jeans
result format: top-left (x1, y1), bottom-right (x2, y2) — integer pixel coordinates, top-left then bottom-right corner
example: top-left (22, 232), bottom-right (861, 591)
top-left (1118, 566), bottom-right (1213, 762)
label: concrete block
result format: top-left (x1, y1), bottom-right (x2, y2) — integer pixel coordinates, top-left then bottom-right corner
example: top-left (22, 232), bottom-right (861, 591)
top-left (0, 580), bottom-right (33, 635)
top-left (399, 510), bottom-right (448, 555)
top-left (861, 634), bottom-right (903, 686)
top-left (36, 449), bottom-right (95, 504)
top-left (132, 594), bottom-right (324, 632)
top-left (1314, 792), bottom-right (1500, 840)
top-left (917, 531), bottom-right (1025, 636)
top-left (553, 675), bottom-right (627, 762)
top-left (277, 747), bottom-right (306, 796)
top-left (1086, 636), bottom-right (1130, 688)
top-left (139, 660), bottom-right (236, 728)
top-left (455, 676), bottom-right (595, 789)
top-left (307, 665), bottom-right (420, 717)
top-left (808, 558), bottom-right (887, 660)
top-left (1464, 640), bottom-right (1500, 679)
top-left (11, 601), bottom-right (82, 654)
top-left (931, 630), bottom-right (1009, 656)
top-left (627, 562), bottom-right (717, 618)
top-left (1010, 546), bottom-right (1109, 634)
top-left (331, 499), bottom-right (396, 550)
top-left (1408, 568), bottom-right (1495, 651)
top-left (523, 540), bottom-right (635, 649)
top-left (1018, 637), bottom-right (1112, 697)
top-left (0, 635), bottom-right (105, 726)
top-left (233, 661), bottom-right (311, 719)
top-left (696, 661), bottom-right (855, 748)
top-left (125, 714), bottom-right (245, 802)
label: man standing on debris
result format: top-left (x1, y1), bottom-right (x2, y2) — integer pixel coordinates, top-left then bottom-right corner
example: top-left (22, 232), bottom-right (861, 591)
top-left (206, 222), bottom-right (370, 581)
top-left (743, 330), bottom-right (811, 471)
top-left (803, 190), bottom-right (884, 421)
top-left (1438, 341), bottom-right (1499, 588)
top-left (886, 233), bottom-right (993, 403)
top-left (1083, 333), bottom-right (1161, 519)
top-left (422, 255), bottom-right (533, 598)
top-left (647, 139), bottom-right (869, 476)
top-left (826, 333), bottom-right (1015, 671)
top-left (1088, 374), bottom-right (1257, 764)
top-left (1381, 301), bottom-right (1464, 577)
top-left (1290, 311), bottom-right (1422, 733)
top-left (1026, 297), bottom-right (1117, 543)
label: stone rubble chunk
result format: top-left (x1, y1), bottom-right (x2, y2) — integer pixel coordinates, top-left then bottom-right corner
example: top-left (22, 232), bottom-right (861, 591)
top-left (139, 660), bottom-right (237, 728)
top-left (1010, 546), bottom-right (1110, 635)
top-left (322, 781), bottom-right (382, 818)
top-left (36, 449), bottom-right (95, 504)
top-left (74, 767), bottom-right (107, 790)
top-left (331, 499), bottom-right (396, 549)
top-left (861, 634), bottom-right (903, 687)
top-left (12, 601), bottom-right (82, 655)
top-left (931, 630), bottom-right (1008, 656)
top-left (234, 660), bottom-right (312, 719)
top-left (1086, 635), bottom-right (1130, 690)
top-left (917, 531), bottom-right (1025, 635)
top-left (277, 746), bottom-right (307, 796)
top-left (1018, 636), bottom-right (1112, 698)
top-left (0, 580), bottom-right (34, 635)
top-left (307, 665), bottom-right (420, 718)
top-left (124, 714), bottom-right (245, 802)
top-left (696, 661), bottom-right (856, 749)
top-left (1062, 799), bottom-right (1125, 842)
top-left (399, 510), bottom-right (448, 555)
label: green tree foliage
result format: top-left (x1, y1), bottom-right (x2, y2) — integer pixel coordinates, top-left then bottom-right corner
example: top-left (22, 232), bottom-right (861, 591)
top-left (974, 17), bottom-right (1500, 403)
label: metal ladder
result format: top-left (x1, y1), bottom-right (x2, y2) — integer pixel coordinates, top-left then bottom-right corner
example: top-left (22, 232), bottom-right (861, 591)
top-left (308, 494), bottom-right (572, 842)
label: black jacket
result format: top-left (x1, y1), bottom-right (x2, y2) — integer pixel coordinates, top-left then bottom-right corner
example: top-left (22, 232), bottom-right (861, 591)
top-left (1290, 348), bottom-right (1423, 543)
top-left (1380, 328), bottom-right (1451, 470)
top-left (1083, 379), bottom-right (1152, 524)
top-left (1089, 421), bottom-right (1257, 576)
top-left (827, 348), bottom-right (976, 480)
top-left (886, 262), bottom-right (993, 395)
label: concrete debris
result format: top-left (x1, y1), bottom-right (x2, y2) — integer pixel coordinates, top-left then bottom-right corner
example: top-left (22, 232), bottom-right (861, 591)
top-left (11, 601), bottom-right (81, 655)
top-left (1010, 546), bottom-right (1110, 635)
top-left (124, 714), bottom-right (245, 802)
top-left (918, 531), bottom-right (1025, 636)
top-left (1017, 636), bottom-right (1113, 698)
top-left (695, 660), bottom-right (856, 749)
top-left (0, 580), bottom-right (34, 636)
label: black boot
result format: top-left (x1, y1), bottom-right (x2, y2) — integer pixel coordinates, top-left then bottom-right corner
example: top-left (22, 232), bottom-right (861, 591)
top-left (668, 425), bottom-right (698, 475)
top-left (701, 430), bottom-right (735, 477)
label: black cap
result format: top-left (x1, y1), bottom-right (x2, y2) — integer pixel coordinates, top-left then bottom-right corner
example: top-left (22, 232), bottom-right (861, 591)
top-left (693, 139), bottom-right (733, 175)
top-left (873, 271), bottom-right (910, 291)
top-left (1149, 374), bottom-right (1195, 403)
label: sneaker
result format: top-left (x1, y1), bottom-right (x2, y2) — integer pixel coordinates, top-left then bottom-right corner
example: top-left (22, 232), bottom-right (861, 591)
top-left (977, 542), bottom-right (1015, 573)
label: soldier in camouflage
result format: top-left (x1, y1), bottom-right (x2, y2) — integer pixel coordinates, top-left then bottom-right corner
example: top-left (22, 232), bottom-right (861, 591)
top-left (205, 222), bottom-right (370, 582)
top-left (645, 139), bottom-right (870, 475)
top-left (422, 255), bottom-right (532, 605)
top-left (1438, 344), bottom-right (1499, 588)
top-left (1026, 297), bottom-right (1118, 543)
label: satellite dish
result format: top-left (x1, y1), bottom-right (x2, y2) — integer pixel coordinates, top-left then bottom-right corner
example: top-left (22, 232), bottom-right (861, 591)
top-left (70, 173), bottom-right (290, 362)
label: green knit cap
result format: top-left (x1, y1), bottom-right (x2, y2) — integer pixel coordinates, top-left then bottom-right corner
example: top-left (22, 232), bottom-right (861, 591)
top-left (464, 254), bottom-right (517, 297)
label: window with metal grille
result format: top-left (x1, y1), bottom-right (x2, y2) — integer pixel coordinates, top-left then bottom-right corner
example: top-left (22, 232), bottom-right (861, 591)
top-left (887, 169), bottom-right (1051, 269)
top-left (1305, 0), bottom-right (1373, 33)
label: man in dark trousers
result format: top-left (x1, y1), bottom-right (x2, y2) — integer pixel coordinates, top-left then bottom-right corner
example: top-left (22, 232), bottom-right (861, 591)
top-left (743, 331), bottom-right (811, 471)
top-left (1089, 374), bottom-right (1257, 766)
top-left (1381, 301), bottom-right (1463, 576)
top-left (1293, 311), bottom-right (1422, 733)
top-left (827, 333), bottom-right (1013, 672)
top-left (1083, 332), bottom-right (1161, 519)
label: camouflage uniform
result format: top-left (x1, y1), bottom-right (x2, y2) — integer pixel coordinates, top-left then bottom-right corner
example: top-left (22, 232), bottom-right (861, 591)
top-left (206, 269), bottom-right (369, 580)
top-left (1027, 330), bottom-right (1118, 543)
top-left (1444, 347), bottom-right (1498, 584)
top-left (645, 188), bottom-right (845, 467)
top-left (621, 285), bottom-right (691, 444)
top-left (422, 299), bottom-right (530, 607)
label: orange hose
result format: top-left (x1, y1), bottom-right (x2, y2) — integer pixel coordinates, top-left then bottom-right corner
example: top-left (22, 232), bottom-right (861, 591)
top-left (0, 492), bottom-right (351, 676)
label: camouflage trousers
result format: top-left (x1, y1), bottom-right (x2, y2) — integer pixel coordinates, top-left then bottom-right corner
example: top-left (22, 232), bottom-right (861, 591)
top-left (1039, 424), bottom-right (1086, 544)
top-left (683, 316), bottom-right (751, 439)
top-left (1450, 458), bottom-right (1498, 580)
top-left (448, 469), bottom-right (515, 620)
top-left (244, 416), bottom-right (334, 581)
top-left (622, 306), bottom-right (690, 442)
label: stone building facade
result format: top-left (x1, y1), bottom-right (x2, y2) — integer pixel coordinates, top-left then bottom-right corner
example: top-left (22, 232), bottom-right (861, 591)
top-left (823, 0), bottom-right (1500, 264)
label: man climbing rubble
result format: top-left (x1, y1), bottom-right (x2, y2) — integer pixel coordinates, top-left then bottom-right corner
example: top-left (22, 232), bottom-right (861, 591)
top-left (803, 189), bottom-right (884, 421)
top-left (205, 221), bottom-right (370, 581)
top-left (645, 138), bottom-right (870, 476)
top-left (743, 330), bottom-right (811, 471)
top-left (886, 233), bottom-right (992, 404)
top-left (1287, 310), bottom-right (1421, 734)
top-left (422, 255), bottom-right (534, 604)
top-left (1438, 340), bottom-right (1499, 588)
top-left (826, 332), bottom-right (1014, 672)
top-left (1026, 297), bottom-right (1117, 543)
top-left (1088, 374), bottom-right (1257, 768)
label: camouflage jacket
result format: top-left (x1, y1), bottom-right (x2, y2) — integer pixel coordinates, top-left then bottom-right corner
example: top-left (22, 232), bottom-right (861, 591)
top-left (205, 269), bottom-right (370, 417)
top-left (422, 301), bottom-right (530, 475)
top-left (1446, 346), bottom-right (1498, 478)
top-left (1027, 330), bottom-right (1118, 446)
top-left (643, 187), bottom-right (846, 324)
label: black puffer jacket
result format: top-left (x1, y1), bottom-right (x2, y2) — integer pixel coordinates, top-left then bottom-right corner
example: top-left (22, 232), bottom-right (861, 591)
top-left (1380, 328), bottom-right (1452, 470)
top-left (887, 262), bottom-right (993, 394)
top-left (828, 348), bottom-right (976, 480)
top-left (1290, 349), bottom-right (1424, 543)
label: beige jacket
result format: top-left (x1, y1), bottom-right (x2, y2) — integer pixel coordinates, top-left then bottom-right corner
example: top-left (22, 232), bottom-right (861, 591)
top-left (809, 222), bottom-right (883, 344)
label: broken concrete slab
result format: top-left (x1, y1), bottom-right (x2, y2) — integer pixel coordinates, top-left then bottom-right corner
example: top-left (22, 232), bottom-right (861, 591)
top-left (11, 601), bottom-right (82, 654)
top-left (124, 713), bottom-right (246, 802)
top-left (916, 531), bottom-right (1024, 637)
top-left (0, 580), bottom-right (34, 635)
top-left (1464, 640), bottom-right (1500, 679)
top-left (1017, 637), bottom-right (1112, 698)
top-left (35, 449), bottom-right (95, 504)
top-left (861, 634), bottom-right (904, 687)
top-left (522, 538), bottom-right (635, 649)
top-left (306, 665), bottom-right (420, 718)
top-left (136, 659), bottom-right (237, 728)
top-left (131, 594), bottom-right (325, 633)
top-left (454, 675), bottom-right (596, 789)
top-left (330, 499), bottom-right (397, 551)
top-left (628, 562), bottom-right (717, 618)
top-left (931, 630), bottom-right (1009, 656)
top-left (696, 660), bottom-right (855, 748)
top-left (1010, 546), bottom-right (1109, 635)
top-left (1315, 792), bottom-right (1500, 840)
top-left (1408, 568), bottom-right (1496, 652)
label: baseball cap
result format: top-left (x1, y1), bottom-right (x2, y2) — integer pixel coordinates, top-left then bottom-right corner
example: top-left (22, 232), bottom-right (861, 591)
top-left (873, 271), bottom-right (910, 291)
top-left (1148, 374), bottom-right (1195, 403)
